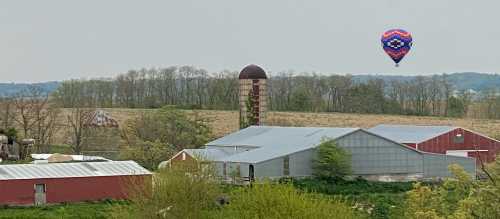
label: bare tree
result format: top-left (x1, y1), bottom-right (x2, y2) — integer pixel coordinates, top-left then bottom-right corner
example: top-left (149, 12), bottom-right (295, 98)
top-left (11, 91), bottom-right (39, 139)
top-left (33, 104), bottom-right (61, 153)
top-left (66, 107), bottom-right (95, 154)
top-left (9, 86), bottom-right (62, 157)
top-left (0, 97), bottom-right (14, 129)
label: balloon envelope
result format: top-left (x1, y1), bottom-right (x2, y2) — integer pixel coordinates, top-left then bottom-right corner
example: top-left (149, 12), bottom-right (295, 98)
top-left (381, 29), bottom-right (412, 66)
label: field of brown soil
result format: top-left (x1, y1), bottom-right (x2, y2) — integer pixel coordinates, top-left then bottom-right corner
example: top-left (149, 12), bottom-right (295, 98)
top-left (98, 109), bottom-right (500, 140)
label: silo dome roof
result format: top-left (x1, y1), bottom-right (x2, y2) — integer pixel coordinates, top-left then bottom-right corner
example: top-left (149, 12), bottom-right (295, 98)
top-left (239, 64), bottom-right (267, 79)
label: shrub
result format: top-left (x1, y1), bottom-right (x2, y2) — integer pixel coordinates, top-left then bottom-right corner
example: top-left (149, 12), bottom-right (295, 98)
top-left (206, 183), bottom-right (363, 219)
top-left (292, 178), bottom-right (413, 219)
top-left (313, 140), bottom-right (351, 179)
top-left (109, 162), bottom-right (221, 219)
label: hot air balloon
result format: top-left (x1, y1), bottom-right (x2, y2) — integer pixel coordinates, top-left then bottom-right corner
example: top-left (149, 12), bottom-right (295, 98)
top-left (381, 29), bottom-right (412, 67)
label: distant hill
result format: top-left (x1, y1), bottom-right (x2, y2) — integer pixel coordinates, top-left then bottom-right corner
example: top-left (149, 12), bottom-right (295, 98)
top-left (352, 72), bottom-right (500, 92)
top-left (0, 81), bottom-right (60, 97)
top-left (0, 72), bottom-right (499, 97)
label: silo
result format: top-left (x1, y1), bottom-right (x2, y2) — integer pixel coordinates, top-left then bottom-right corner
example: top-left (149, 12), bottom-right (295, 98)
top-left (239, 64), bottom-right (268, 128)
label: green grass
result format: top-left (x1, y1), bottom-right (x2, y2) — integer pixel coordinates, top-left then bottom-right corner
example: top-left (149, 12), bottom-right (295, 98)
top-left (49, 144), bottom-right (74, 154)
top-left (0, 201), bottom-right (126, 219)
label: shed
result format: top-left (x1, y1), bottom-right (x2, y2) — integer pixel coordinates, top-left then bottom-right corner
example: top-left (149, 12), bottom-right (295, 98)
top-left (0, 161), bottom-right (151, 206)
top-left (369, 124), bottom-right (500, 163)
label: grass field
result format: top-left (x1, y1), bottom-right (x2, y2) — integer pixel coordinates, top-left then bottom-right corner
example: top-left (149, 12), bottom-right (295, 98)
top-left (98, 109), bottom-right (500, 139)
top-left (44, 108), bottom-right (500, 148)
top-left (0, 201), bottom-right (121, 219)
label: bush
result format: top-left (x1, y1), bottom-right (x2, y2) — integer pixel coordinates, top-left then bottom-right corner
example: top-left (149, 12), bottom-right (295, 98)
top-left (313, 140), bottom-right (351, 179)
top-left (206, 183), bottom-right (363, 219)
top-left (293, 177), bottom-right (413, 196)
top-left (109, 162), bottom-right (221, 219)
top-left (292, 178), bottom-right (414, 219)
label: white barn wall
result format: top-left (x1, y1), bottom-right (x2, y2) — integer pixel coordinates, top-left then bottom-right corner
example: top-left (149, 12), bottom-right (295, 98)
top-left (289, 149), bottom-right (315, 177)
top-left (255, 158), bottom-right (283, 178)
top-left (336, 131), bottom-right (424, 175)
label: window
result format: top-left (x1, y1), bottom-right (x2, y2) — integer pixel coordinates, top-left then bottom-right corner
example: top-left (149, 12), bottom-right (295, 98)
top-left (283, 156), bottom-right (290, 176)
top-left (454, 134), bottom-right (464, 144)
top-left (182, 152), bottom-right (186, 160)
top-left (35, 184), bottom-right (46, 193)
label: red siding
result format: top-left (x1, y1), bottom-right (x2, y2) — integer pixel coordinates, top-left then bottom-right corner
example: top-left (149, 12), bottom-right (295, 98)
top-left (417, 128), bottom-right (500, 163)
top-left (404, 143), bottom-right (417, 149)
top-left (0, 175), bottom-right (151, 206)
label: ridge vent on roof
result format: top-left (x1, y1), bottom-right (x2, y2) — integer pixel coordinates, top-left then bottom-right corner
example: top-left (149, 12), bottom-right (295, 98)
top-left (305, 129), bottom-right (324, 137)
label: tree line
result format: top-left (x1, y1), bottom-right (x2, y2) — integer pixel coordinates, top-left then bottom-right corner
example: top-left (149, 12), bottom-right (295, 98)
top-left (50, 65), bottom-right (500, 119)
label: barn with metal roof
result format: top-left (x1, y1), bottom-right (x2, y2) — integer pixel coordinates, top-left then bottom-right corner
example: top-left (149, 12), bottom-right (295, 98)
top-left (0, 161), bottom-right (151, 206)
top-left (168, 126), bottom-right (476, 182)
top-left (369, 124), bottom-right (500, 163)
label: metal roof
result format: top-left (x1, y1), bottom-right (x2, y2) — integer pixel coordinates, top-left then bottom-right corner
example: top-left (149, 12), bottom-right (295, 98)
top-left (207, 126), bottom-right (358, 148)
top-left (210, 126), bottom-right (359, 163)
top-left (31, 154), bottom-right (110, 162)
top-left (0, 161), bottom-right (151, 181)
top-left (368, 124), bottom-right (457, 143)
top-left (183, 148), bottom-right (230, 161)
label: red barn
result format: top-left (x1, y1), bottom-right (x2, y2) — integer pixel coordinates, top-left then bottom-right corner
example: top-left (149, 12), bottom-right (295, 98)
top-left (0, 161), bottom-right (151, 206)
top-left (369, 124), bottom-right (500, 163)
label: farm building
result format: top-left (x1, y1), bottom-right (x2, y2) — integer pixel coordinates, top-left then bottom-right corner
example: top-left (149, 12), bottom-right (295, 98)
top-left (369, 124), bottom-right (500, 163)
top-left (0, 161), bottom-right (151, 206)
top-left (167, 126), bottom-right (476, 182)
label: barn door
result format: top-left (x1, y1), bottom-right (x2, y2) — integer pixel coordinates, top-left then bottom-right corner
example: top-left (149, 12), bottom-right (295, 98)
top-left (249, 165), bottom-right (255, 181)
top-left (34, 184), bottom-right (46, 205)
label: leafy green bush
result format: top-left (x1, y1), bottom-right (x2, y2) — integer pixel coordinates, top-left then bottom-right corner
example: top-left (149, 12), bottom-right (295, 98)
top-left (109, 162), bottom-right (221, 219)
top-left (292, 178), bottom-right (414, 219)
top-left (293, 177), bottom-right (413, 195)
top-left (206, 183), bottom-right (363, 219)
top-left (313, 140), bottom-right (351, 179)
top-left (404, 163), bottom-right (500, 219)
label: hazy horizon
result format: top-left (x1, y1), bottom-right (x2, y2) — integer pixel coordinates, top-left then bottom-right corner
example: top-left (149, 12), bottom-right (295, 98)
top-left (2, 1), bottom-right (500, 82)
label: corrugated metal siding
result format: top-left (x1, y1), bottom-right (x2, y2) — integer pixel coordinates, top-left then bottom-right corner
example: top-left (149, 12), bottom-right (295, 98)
top-left (239, 163), bottom-right (250, 178)
top-left (289, 149), bottom-right (315, 177)
top-left (0, 161), bottom-right (151, 180)
top-left (422, 153), bottom-right (476, 178)
top-left (336, 131), bottom-right (423, 175)
top-left (255, 158), bottom-right (283, 178)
